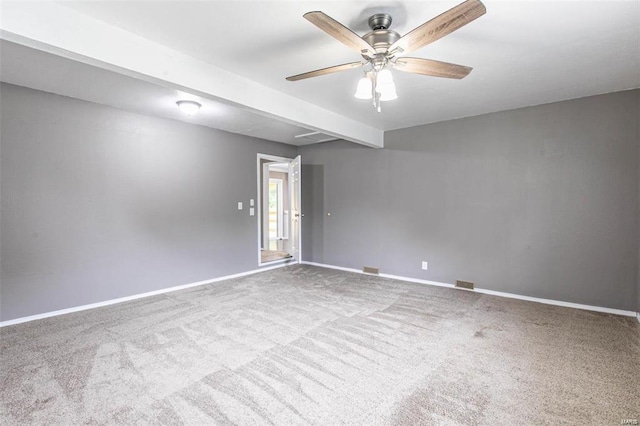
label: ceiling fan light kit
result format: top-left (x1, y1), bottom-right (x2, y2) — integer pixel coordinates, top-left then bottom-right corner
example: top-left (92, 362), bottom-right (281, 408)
top-left (354, 69), bottom-right (398, 111)
top-left (286, 0), bottom-right (486, 112)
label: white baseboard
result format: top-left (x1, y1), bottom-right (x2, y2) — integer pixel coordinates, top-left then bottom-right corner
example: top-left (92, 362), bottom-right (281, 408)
top-left (3, 261), bottom-right (636, 327)
top-left (0, 262), bottom-right (291, 328)
top-left (301, 262), bottom-right (365, 275)
top-left (301, 261), bottom-right (637, 318)
top-left (473, 288), bottom-right (635, 317)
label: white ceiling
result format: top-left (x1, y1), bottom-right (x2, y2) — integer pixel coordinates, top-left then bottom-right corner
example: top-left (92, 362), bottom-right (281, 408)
top-left (1, 0), bottom-right (639, 146)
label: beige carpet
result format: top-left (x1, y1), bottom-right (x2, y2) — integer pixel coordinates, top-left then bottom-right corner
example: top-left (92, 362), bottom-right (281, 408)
top-left (1, 265), bottom-right (638, 425)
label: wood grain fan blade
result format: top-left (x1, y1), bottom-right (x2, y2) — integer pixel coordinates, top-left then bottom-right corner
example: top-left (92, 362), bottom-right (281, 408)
top-left (304, 11), bottom-right (374, 56)
top-left (389, 0), bottom-right (486, 55)
top-left (286, 62), bottom-right (362, 81)
top-left (395, 57), bottom-right (472, 79)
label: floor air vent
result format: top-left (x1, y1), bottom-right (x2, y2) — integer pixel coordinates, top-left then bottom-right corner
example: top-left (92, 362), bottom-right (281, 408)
top-left (363, 266), bottom-right (380, 275)
top-left (455, 280), bottom-right (475, 290)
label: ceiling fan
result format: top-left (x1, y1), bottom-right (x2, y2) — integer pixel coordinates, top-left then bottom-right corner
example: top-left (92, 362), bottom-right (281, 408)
top-left (286, 0), bottom-right (486, 112)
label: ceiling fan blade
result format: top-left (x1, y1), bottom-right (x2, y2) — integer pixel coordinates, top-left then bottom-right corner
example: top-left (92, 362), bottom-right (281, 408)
top-left (395, 57), bottom-right (472, 79)
top-left (286, 62), bottom-right (362, 81)
top-left (304, 11), bottom-right (374, 56)
top-left (389, 0), bottom-right (486, 55)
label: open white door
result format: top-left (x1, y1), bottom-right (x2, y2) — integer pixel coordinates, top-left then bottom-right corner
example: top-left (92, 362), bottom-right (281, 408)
top-left (257, 153), bottom-right (301, 266)
top-left (289, 155), bottom-right (301, 263)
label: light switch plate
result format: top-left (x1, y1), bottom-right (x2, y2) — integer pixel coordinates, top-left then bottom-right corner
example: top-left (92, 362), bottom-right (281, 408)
top-left (250, 199), bottom-right (254, 206)
top-left (237, 202), bottom-right (243, 210)
top-left (249, 207), bottom-right (255, 216)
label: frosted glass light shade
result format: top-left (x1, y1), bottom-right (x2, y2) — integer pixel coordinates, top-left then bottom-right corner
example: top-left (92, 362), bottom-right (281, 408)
top-left (376, 69), bottom-right (394, 86)
top-left (176, 100), bottom-right (201, 115)
top-left (374, 69), bottom-right (397, 101)
top-left (378, 81), bottom-right (398, 101)
top-left (354, 77), bottom-right (373, 100)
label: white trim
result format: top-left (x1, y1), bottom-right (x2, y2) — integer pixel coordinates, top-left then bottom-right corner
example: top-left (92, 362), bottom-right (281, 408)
top-left (379, 273), bottom-right (457, 290)
top-left (473, 288), bottom-right (635, 317)
top-left (302, 262), bottom-right (362, 274)
top-left (261, 161), bottom-right (271, 250)
top-left (4, 261), bottom-right (635, 328)
top-left (301, 262), bottom-right (457, 289)
top-left (0, 263), bottom-right (291, 328)
top-left (301, 261), bottom-right (637, 318)
top-left (289, 155), bottom-right (302, 265)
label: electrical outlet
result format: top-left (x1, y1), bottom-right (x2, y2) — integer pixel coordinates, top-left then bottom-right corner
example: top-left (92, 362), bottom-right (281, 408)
top-left (421, 261), bottom-right (428, 270)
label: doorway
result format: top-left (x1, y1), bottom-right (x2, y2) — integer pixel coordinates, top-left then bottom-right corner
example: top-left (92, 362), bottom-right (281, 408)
top-left (257, 154), bottom-right (301, 265)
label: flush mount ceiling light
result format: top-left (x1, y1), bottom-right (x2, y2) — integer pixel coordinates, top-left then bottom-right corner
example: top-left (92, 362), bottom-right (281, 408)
top-left (286, 0), bottom-right (486, 113)
top-left (176, 100), bottom-right (201, 116)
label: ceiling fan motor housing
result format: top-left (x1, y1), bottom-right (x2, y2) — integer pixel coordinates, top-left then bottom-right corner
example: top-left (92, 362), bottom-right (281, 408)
top-left (363, 29), bottom-right (401, 55)
top-left (363, 14), bottom-right (401, 56)
top-left (368, 13), bottom-right (393, 30)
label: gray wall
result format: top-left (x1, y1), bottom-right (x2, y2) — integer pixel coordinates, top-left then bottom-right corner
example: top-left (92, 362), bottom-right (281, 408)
top-left (0, 83), bottom-right (296, 321)
top-left (300, 90), bottom-right (640, 312)
top-left (2, 83), bottom-right (638, 321)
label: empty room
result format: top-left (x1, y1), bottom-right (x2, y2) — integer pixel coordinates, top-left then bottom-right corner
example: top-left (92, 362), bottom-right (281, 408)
top-left (1, 0), bottom-right (639, 424)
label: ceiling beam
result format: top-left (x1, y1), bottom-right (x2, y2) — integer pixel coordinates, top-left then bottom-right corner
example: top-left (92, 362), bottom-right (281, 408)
top-left (0, 1), bottom-right (384, 148)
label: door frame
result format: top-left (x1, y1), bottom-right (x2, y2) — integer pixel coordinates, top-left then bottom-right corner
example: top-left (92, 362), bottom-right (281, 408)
top-left (256, 153), bottom-right (301, 266)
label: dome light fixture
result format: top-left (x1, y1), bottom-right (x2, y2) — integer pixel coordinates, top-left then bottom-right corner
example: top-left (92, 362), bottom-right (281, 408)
top-left (176, 100), bottom-right (201, 116)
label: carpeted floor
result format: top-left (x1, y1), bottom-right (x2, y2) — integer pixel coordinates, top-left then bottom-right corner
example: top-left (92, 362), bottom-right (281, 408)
top-left (1, 265), bottom-right (638, 425)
